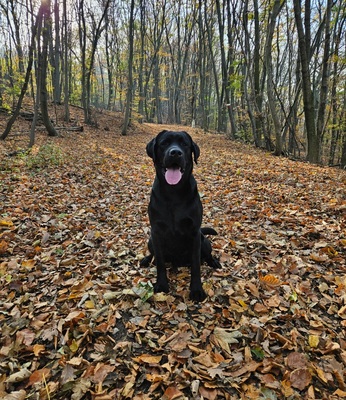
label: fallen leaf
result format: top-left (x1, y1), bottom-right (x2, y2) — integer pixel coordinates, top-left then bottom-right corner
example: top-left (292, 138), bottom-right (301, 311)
top-left (162, 386), bottom-right (184, 400)
top-left (290, 368), bottom-right (312, 390)
top-left (5, 369), bottom-right (31, 383)
top-left (229, 360), bottom-right (262, 377)
top-left (133, 354), bottom-right (162, 364)
top-left (27, 368), bottom-right (51, 387)
top-left (33, 344), bottom-right (45, 356)
top-left (0, 219), bottom-right (13, 227)
top-left (1, 390), bottom-right (27, 400)
top-left (212, 327), bottom-right (242, 354)
top-left (308, 335), bottom-right (319, 348)
top-left (0, 240), bottom-right (8, 254)
top-left (286, 352), bottom-right (307, 369)
top-left (259, 272), bottom-right (286, 288)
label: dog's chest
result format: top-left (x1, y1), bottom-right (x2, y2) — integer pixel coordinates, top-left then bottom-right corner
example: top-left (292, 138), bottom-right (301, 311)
top-left (149, 195), bottom-right (202, 236)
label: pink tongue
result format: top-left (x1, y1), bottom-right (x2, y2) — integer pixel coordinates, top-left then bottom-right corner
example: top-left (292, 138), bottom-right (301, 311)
top-left (165, 168), bottom-right (182, 185)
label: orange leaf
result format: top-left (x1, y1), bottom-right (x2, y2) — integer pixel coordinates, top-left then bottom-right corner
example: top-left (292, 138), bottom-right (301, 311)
top-left (321, 246), bottom-right (338, 258)
top-left (162, 386), bottom-right (184, 400)
top-left (27, 368), bottom-right (51, 387)
top-left (259, 272), bottom-right (286, 288)
top-left (310, 253), bottom-right (328, 262)
top-left (21, 259), bottom-right (36, 269)
top-left (33, 344), bottom-right (45, 356)
top-left (0, 240), bottom-right (8, 254)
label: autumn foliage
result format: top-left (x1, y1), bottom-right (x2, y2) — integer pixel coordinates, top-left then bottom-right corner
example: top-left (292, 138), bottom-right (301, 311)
top-left (0, 109), bottom-right (346, 399)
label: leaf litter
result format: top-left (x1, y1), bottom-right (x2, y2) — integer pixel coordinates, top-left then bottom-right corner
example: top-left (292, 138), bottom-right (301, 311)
top-left (0, 107), bottom-right (345, 399)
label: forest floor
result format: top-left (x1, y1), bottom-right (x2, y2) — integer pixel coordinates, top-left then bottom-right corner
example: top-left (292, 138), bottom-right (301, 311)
top-left (0, 105), bottom-right (346, 400)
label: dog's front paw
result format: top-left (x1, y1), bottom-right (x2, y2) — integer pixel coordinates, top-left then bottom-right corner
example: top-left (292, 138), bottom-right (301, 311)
top-left (189, 287), bottom-right (207, 302)
top-left (210, 257), bottom-right (222, 269)
top-left (154, 281), bottom-right (169, 293)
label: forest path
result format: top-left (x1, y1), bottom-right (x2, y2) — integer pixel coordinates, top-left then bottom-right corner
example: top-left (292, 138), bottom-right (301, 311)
top-left (0, 110), bottom-right (346, 399)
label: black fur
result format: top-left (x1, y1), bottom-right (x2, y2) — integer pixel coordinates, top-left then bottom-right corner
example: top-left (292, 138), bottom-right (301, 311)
top-left (141, 130), bottom-right (221, 302)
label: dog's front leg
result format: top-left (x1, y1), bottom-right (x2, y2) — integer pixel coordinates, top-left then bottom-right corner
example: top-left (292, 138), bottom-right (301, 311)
top-left (189, 234), bottom-right (206, 302)
top-left (151, 236), bottom-right (169, 293)
top-left (155, 263), bottom-right (169, 293)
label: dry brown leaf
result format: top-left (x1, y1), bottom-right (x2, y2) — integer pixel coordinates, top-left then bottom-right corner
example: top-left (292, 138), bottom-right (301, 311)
top-left (199, 386), bottom-right (218, 400)
top-left (0, 240), bottom-right (8, 254)
top-left (310, 252), bottom-right (329, 262)
top-left (162, 386), bottom-right (184, 400)
top-left (27, 368), bottom-right (51, 387)
top-left (212, 327), bottom-right (242, 354)
top-left (229, 360), bottom-right (262, 377)
top-left (133, 354), bottom-right (162, 364)
top-left (1, 390), bottom-right (27, 400)
top-left (333, 389), bottom-right (346, 398)
top-left (287, 352), bottom-right (307, 369)
top-left (5, 369), bottom-right (31, 383)
top-left (290, 368), bottom-right (312, 390)
top-left (1, 108), bottom-right (345, 400)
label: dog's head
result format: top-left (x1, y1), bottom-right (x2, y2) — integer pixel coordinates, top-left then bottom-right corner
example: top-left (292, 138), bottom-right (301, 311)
top-left (146, 130), bottom-right (200, 185)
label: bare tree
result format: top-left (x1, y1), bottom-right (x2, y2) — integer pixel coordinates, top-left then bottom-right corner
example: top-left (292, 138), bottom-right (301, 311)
top-left (78, 0), bottom-right (111, 125)
top-left (122, 0), bottom-right (135, 135)
top-left (293, 0), bottom-right (319, 163)
top-left (38, 0), bottom-right (58, 138)
top-left (265, 0), bottom-right (285, 156)
top-left (0, 12), bottom-right (37, 141)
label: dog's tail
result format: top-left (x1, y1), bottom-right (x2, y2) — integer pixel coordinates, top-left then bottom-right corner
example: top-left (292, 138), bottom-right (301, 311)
top-left (201, 227), bottom-right (218, 235)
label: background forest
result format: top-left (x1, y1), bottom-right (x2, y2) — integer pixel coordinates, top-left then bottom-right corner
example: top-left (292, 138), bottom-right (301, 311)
top-left (0, 0), bottom-right (345, 166)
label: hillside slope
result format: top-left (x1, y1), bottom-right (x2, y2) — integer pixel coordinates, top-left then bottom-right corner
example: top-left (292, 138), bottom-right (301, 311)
top-left (0, 108), bottom-right (346, 399)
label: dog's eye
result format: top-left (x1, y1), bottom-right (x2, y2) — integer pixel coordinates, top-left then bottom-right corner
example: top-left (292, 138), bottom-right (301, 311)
top-left (160, 139), bottom-right (170, 147)
top-left (178, 138), bottom-right (189, 147)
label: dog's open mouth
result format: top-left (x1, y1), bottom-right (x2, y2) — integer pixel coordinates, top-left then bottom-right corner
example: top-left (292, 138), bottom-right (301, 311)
top-left (164, 166), bottom-right (183, 185)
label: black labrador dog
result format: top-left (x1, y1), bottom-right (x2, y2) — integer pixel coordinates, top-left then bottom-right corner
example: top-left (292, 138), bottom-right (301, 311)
top-left (141, 130), bottom-right (221, 301)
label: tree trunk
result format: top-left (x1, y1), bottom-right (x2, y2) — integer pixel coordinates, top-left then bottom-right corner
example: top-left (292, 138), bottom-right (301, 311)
top-left (341, 138), bottom-right (346, 169)
top-left (204, 2), bottom-right (221, 131)
top-left (0, 16), bottom-right (38, 140)
top-left (198, 1), bottom-right (207, 130)
top-left (293, 0), bottom-right (319, 163)
top-left (122, 0), bottom-right (135, 135)
top-left (40, 0), bottom-right (58, 137)
top-left (316, 0), bottom-right (332, 147)
top-left (253, 0), bottom-right (263, 147)
top-left (265, 0), bottom-right (285, 155)
top-left (51, 0), bottom-right (61, 104)
top-left (78, 0), bottom-right (110, 125)
top-left (137, 0), bottom-right (145, 122)
top-left (62, 0), bottom-right (70, 122)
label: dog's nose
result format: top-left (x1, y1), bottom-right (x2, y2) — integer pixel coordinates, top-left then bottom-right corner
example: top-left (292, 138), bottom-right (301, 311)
top-left (169, 147), bottom-right (183, 157)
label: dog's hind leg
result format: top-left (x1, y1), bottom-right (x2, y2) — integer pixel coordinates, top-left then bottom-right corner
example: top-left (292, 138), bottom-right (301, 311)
top-left (201, 235), bottom-right (221, 269)
top-left (140, 254), bottom-right (153, 267)
top-left (140, 236), bottom-right (155, 267)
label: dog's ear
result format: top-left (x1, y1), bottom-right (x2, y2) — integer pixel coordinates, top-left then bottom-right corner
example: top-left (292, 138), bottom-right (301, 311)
top-left (182, 131), bottom-right (200, 164)
top-left (192, 141), bottom-right (200, 164)
top-left (146, 138), bottom-right (156, 161)
top-left (146, 130), bottom-right (168, 161)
